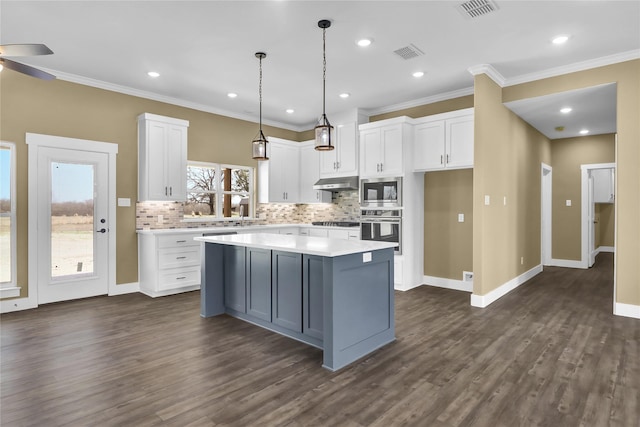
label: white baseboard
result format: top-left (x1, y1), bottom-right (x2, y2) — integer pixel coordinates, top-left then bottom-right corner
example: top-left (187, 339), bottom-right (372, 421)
top-left (1, 296), bottom-right (38, 313)
top-left (548, 258), bottom-right (585, 269)
top-left (423, 275), bottom-right (473, 292)
top-left (596, 246), bottom-right (615, 254)
top-left (470, 264), bottom-right (543, 308)
top-left (614, 302), bottom-right (640, 319)
top-left (139, 284), bottom-right (200, 298)
top-left (109, 282), bottom-right (140, 296)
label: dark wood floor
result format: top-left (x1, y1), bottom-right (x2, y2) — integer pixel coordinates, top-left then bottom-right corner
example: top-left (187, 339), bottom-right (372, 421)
top-left (1, 253), bottom-right (638, 426)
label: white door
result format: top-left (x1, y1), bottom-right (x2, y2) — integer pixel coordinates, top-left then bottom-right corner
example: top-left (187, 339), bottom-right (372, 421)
top-left (36, 147), bottom-right (110, 303)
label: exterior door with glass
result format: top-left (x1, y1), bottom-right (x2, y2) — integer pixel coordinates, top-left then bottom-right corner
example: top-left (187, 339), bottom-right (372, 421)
top-left (36, 147), bottom-right (110, 303)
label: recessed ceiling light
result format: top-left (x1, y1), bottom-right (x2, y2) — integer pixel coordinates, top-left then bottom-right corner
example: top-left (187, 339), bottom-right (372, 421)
top-left (357, 39), bottom-right (372, 47)
top-left (579, 129), bottom-right (589, 135)
top-left (286, 109), bottom-right (294, 114)
top-left (227, 93), bottom-right (238, 98)
top-left (147, 71), bottom-right (160, 78)
top-left (413, 71), bottom-right (424, 78)
top-left (339, 93), bottom-right (350, 99)
top-left (560, 107), bottom-right (572, 114)
top-left (552, 35), bottom-right (570, 45)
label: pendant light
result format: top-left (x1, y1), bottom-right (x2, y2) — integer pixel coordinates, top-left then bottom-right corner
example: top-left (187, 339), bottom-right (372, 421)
top-left (314, 19), bottom-right (335, 151)
top-left (252, 52), bottom-right (269, 160)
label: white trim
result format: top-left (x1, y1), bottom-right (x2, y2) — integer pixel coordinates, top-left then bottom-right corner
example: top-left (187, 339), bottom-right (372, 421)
top-left (541, 163), bottom-right (552, 266)
top-left (504, 50), bottom-right (640, 87)
top-left (26, 133), bottom-right (118, 307)
top-left (38, 67), bottom-right (303, 132)
top-left (595, 246), bottom-right (615, 255)
top-left (0, 296), bottom-right (37, 313)
top-left (470, 265), bottom-right (543, 308)
top-left (139, 285), bottom-right (200, 298)
top-left (467, 64), bottom-right (506, 87)
top-left (424, 276), bottom-right (473, 293)
top-left (614, 302), bottom-right (640, 319)
top-left (0, 287), bottom-right (21, 299)
top-left (363, 87), bottom-right (474, 117)
top-left (548, 258), bottom-right (585, 269)
top-left (108, 282), bottom-right (140, 296)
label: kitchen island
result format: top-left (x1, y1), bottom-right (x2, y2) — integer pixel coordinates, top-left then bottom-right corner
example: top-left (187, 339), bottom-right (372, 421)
top-left (195, 233), bottom-right (396, 371)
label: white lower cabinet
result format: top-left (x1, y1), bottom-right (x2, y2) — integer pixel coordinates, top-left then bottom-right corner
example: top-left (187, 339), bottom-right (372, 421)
top-left (139, 232), bottom-right (202, 297)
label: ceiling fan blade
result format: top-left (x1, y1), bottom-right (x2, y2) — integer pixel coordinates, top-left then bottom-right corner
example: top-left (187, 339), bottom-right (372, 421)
top-left (0, 58), bottom-right (56, 80)
top-left (0, 43), bottom-right (53, 57)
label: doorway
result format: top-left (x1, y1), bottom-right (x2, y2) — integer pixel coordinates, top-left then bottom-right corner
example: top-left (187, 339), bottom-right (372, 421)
top-left (581, 162), bottom-right (616, 269)
top-left (28, 133), bottom-right (117, 305)
top-left (540, 163), bottom-right (552, 266)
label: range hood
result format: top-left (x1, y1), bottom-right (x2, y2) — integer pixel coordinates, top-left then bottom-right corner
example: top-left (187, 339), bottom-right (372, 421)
top-left (313, 176), bottom-right (359, 191)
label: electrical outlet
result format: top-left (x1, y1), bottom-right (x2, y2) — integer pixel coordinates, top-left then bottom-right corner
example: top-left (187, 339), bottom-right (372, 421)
top-left (458, 213), bottom-right (465, 222)
top-left (520, 256), bottom-right (524, 265)
top-left (157, 214), bottom-right (163, 224)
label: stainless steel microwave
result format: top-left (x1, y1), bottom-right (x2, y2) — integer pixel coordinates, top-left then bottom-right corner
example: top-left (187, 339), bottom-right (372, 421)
top-left (360, 177), bottom-right (402, 208)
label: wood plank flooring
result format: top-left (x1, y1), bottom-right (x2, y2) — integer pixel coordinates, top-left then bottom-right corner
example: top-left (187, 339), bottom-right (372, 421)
top-left (1, 253), bottom-right (638, 426)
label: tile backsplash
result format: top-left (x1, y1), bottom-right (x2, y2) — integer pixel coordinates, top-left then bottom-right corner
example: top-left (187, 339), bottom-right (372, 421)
top-left (136, 190), bottom-right (360, 230)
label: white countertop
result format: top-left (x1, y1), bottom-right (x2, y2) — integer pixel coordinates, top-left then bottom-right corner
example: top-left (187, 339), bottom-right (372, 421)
top-left (195, 233), bottom-right (396, 257)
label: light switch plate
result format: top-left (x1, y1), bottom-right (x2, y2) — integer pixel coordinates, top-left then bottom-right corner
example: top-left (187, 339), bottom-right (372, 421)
top-left (484, 195), bottom-right (490, 205)
top-left (458, 213), bottom-right (464, 222)
top-left (566, 200), bottom-right (572, 206)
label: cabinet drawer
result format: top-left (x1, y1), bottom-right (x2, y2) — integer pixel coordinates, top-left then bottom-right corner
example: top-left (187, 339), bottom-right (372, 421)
top-left (157, 234), bottom-right (200, 249)
top-left (158, 246), bottom-right (200, 268)
top-left (158, 267), bottom-right (201, 291)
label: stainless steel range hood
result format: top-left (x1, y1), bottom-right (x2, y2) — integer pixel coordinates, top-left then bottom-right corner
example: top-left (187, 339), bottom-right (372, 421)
top-left (313, 176), bottom-right (359, 191)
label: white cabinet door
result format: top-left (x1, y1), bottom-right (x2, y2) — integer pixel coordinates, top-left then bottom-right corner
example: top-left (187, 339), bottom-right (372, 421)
top-left (446, 115), bottom-right (474, 169)
top-left (299, 142), bottom-right (331, 203)
top-left (264, 141), bottom-right (300, 203)
top-left (138, 113), bottom-right (189, 201)
top-left (319, 121), bottom-right (358, 178)
top-left (360, 124), bottom-right (403, 178)
top-left (414, 120), bottom-right (445, 171)
top-left (592, 168), bottom-right (615, 203)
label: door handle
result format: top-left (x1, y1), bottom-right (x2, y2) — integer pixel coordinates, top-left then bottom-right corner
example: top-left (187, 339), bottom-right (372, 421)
top-left (96, 228), bottom-right (107, 233)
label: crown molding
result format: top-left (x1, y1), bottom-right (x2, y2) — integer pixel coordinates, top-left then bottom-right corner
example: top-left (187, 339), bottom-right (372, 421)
top-left (503, 49), bottom-right (640, 87)
top-left (467, 64), bottom-right (506, 87)
top-left (364, 86), bottom-right (475, 117)
top-left (39, 67), bottom-right (305, 132)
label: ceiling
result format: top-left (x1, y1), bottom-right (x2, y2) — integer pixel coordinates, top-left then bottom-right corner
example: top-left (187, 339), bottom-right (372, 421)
top-left (1, 1), bottom-right (638, 135)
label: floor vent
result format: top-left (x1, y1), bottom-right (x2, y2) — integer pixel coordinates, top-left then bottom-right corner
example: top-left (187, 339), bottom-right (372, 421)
top-left (457, 0), bottom-right (499, 18)
top-left (393, 43), bottom-right (425, 60)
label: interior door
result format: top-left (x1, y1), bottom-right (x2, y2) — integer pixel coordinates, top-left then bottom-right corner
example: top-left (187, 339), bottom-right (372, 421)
top-left (36, 147), bottom-right (110, 303)
top-left (588, 172), bottom-right (596, 267)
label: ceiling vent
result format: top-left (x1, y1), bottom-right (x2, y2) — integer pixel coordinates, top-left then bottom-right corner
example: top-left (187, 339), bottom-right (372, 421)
top-left (457, 0), bottom-right (499, 18)
top-left (393, 43), bottom-right (425, 60)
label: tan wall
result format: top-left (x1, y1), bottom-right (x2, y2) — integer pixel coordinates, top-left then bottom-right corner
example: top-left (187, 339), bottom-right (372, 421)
top-left (473, 74), bottom-right (552, 296)
top-left (424, 169), bottom-right (473, 280)
top-left (596, 203), bottom-right (615, 248)
top-left (370, 95), bottom-right (474, 122)
top-left (503, 59), bottom-right (640, 307)
top-left (550, 134), bottom-right (616, 260)
top-left (0, 72), bottom-right (301, 297)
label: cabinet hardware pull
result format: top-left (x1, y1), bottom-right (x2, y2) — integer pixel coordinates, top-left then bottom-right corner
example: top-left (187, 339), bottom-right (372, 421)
top-left (176, 240), bottom-right (187, 243)
top-left (337, 161), bottom-right (340, 169)
top-left (170, 187), bottom-right (172, 196)
top-left (176, 276), bottom-right (186, 280)
top-left (165, 187), bottom-right (168, 196)
top-left (440, 155), bottom-right (443, 164)
top-left (176, 256), bottom-right (186, 259)
top-left (446, 154), bottom-right (449, 164)
top-left (380, 163), bottom-right (383, 172)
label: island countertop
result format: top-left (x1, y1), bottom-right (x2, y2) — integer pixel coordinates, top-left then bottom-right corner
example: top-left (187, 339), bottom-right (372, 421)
top-left (195, 233), bottom-right (397, 257)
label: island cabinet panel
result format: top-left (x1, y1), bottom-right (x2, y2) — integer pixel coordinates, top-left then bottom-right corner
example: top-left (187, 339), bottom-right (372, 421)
top-left (223, 245), bottom-right (246, 313)
top-left (272, 251), bottom-right (303, 333)
top-left (302, 255), bottom-right (324, 340)
top-left (246, 248), bottom-right (272, 322)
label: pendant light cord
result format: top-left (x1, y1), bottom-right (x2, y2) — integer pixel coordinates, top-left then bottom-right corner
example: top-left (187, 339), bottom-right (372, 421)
top-left (322, 25), bottom-right (327, 118)
top-left (259, 55), bottom-right (263, 132)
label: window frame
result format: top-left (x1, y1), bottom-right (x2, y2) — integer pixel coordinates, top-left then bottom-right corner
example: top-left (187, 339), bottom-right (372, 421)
top-left (185, 161), bottom-right (254, 221)
top-left (0, 142), bottom-right (19, 297)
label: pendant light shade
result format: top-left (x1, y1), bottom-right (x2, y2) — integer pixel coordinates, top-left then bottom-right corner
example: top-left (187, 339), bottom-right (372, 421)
top-left (252, 52), bottom-right (269, 160)
top-left (315, 19), bottom-right (335, 151)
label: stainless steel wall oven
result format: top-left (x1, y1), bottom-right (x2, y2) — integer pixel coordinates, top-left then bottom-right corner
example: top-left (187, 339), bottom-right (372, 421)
top-left (360, 209), bottom-right (402, 254)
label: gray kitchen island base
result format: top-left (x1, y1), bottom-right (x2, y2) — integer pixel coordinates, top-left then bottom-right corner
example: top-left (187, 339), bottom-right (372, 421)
top-left (199, 239), bottom-right (395, 371)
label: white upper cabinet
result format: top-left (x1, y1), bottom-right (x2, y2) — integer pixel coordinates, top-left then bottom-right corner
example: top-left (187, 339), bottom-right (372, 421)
top-left (138, 113), bottom-right (189, 201)
top-left (414, 108), bottom-right (474, 172)
top-left (299, 141), bottom-right (331, 204)
top-left (359, 123), bottom-right (404, 178)
top-left (319, 121), bottom-right (358, 178)
top-left (592, 168), bottom-right (615, 203)
top-left (259, 139), bottom-right (300, 203)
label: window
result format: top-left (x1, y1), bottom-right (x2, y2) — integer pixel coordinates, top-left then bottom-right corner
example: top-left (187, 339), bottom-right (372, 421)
top-left (185, 162), bottom-right (253, 220)
top-left (1, 142), bottom-right (18, 297)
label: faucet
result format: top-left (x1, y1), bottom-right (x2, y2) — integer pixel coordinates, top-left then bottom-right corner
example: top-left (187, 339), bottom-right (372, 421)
top-left (239, 205), bottom-right (245, 227)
